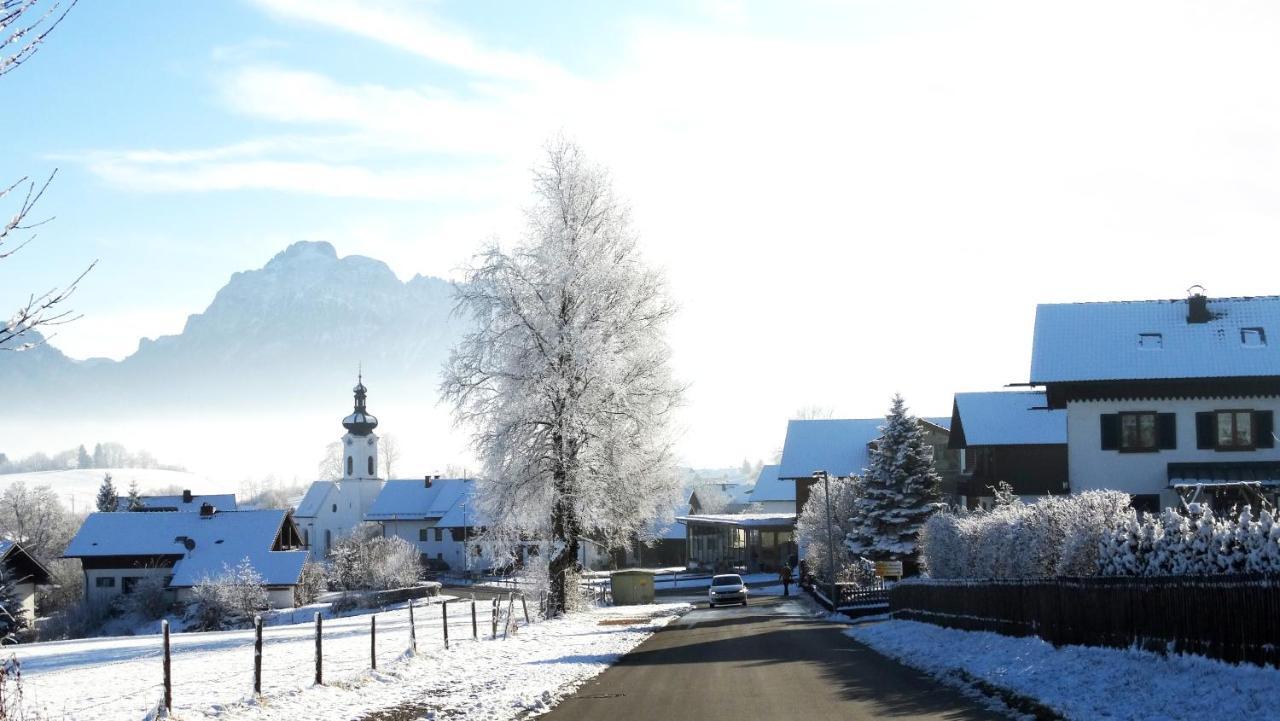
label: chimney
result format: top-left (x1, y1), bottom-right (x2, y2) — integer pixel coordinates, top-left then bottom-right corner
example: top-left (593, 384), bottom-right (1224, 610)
top-left (182, 489), bottom-right (193, 504)
top-left (1187, 287), bottom-right (1211, 324)
top-left (199, 502), bottom-right (215, 517)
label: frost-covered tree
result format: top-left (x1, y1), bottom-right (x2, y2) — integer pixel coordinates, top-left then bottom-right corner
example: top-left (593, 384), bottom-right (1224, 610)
top-left (380, 434), bottom-right (400, 479)
top-left (846, 395), bottom-right (941, 564)
top-left (317, 441), bottom-right (343, 481)
top-left (442, 139), bottom-right (683, 615)
top-left (0, 566), bottom-right (28, 643)
top-left (796, 474), bottom-right (862, 581)
top-left (187, 559), bottom-right (269, 631)
top-left (124, 480), bottom-right (142, 511)
top-left (293, 560), bottom-right (327, 606)
top-left (75, 445), bottom-right (91, 469)
top-left (1, 0), bottom-right (91, 352)
top-left (94, 473), bottom-right (117, 512)
top-left (328, 526), bottom-right (420, 591)
top-left (0, 482), bottom-right (75, 562)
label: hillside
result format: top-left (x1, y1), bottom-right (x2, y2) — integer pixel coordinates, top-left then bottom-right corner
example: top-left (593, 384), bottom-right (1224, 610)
top-left (0, 468), bottom-right (220, 514)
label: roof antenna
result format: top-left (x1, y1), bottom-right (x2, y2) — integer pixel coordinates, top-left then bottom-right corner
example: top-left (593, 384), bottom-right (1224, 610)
top-left (1187, 284), bottom-right (1206, 297)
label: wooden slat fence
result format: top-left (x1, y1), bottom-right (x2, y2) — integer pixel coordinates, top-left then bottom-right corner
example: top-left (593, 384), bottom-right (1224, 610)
top-left (890, 574), bottom-right (1280, 668)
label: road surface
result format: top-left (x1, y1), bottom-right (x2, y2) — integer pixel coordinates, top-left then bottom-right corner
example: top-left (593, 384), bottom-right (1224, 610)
top-left (539, 592), bottom-right (1007, 721)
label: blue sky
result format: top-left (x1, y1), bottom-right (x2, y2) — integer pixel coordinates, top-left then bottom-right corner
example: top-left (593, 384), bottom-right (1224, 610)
top-left (6, 0), bottom-right (1280, 472)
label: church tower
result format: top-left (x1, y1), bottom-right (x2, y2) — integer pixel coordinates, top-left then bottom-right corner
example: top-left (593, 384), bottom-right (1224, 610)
top-left (341, 374), bottom-right (380, 481)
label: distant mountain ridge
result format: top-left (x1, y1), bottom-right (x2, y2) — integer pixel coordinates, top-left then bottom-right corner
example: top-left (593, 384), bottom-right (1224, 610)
top-left (2, 241), bottom-right (466, 412)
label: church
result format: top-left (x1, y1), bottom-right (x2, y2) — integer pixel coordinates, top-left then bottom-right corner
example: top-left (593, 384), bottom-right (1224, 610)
top-left (294, 376), bottom-right (386, 560)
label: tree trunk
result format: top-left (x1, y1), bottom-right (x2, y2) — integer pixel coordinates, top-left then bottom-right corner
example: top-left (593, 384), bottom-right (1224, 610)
top-left (548, 457), bottom-right (582, 616)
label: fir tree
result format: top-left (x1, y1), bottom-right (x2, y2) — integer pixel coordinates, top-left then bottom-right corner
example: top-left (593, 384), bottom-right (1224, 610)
top-left (76, 445), bottom-right (92, 469)
top-left (845, 394), bottom-right (941, 564)
top-left (0, 566), bottom-right (27, 644)
top-left (95, 473), bottom-right (118, 512)
top-left (125, 480), bottom-right (143, 511)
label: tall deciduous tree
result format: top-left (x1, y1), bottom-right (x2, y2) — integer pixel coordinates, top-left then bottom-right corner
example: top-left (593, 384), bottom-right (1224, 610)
top-left (845, 394), bottom-right (941, 565)
top-left (0, 482), bottom-right (75, 562)
top-left (442, 139), bottom-right (683, 615)
top-left (380, 433), bottom-right (400, 479)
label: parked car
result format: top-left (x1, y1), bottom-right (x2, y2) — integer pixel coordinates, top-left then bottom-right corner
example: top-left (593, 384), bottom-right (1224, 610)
top-left (707, 574), bottom-right (748, 607)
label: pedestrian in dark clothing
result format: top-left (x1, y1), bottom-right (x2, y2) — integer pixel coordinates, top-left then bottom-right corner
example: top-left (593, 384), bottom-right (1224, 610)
top-left (779, 565), bottom-right (793, 597)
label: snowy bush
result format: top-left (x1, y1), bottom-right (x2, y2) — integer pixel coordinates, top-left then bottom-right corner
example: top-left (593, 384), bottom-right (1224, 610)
top-left (121, 576), bottom-right (170, 621)
top-left (796, 474), bottom-right (861, 581)
top-left (919, 491), bottom-right (1131, 579)
top-left (187, 558), bottom-right (269, 631)
top-left (329, 528), bottom-right (420, 591)
top-left (1098, 504), bottom-right (1280, 576)
top-left (293, 560), bottom-right (327, 606)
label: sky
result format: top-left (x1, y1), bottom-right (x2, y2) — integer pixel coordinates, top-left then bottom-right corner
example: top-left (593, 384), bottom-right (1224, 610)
top-left (5, 0), bottom-right (1280, 477)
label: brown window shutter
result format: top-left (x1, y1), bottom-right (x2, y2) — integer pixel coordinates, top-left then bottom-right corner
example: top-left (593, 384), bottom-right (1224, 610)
top-left (1100, 414), bottom-right (1120, 450)
top-left (1156, 414), bottom-right (1177, 450)
top-left (1195, 412), bottom-right (1216, 449)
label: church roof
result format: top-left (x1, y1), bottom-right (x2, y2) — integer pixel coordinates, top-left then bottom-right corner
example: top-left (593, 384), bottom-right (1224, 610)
top-left (293, 481), bottom-right (335, 518)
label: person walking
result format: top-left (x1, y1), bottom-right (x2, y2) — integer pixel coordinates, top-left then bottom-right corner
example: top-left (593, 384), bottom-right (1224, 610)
top-left (779, 564), bottom-right (793, 597)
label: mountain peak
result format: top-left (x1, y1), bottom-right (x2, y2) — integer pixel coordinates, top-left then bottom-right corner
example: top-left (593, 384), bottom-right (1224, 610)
top-left (268, 240), bottom-right (338, 267)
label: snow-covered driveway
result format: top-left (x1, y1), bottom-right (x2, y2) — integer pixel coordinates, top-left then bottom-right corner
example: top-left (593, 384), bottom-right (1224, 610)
top-left (14, 599), bottom-right (690, 721)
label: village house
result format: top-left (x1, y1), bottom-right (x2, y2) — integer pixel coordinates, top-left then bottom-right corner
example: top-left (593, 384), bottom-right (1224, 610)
top-left (679, 464), bottom-right (800, 573)
top-left (948, 390), bottom-right (1067, 507)
top-left (63, 506), bottom-right (307, 608)
top-left (0, 541), bottom-right (51, 619)
top-left (1030, 290), bottom-right (1280, 512)
top-left (365, 477), bottom-right (479, 572)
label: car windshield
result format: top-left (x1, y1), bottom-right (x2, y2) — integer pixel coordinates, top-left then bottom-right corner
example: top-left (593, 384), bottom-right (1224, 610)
top-left (712, 575), bottom-right (743, 586)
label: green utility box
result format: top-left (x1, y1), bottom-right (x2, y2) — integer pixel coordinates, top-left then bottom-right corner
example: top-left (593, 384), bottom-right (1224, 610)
top-left (610, 569), bottom-right (656, 605)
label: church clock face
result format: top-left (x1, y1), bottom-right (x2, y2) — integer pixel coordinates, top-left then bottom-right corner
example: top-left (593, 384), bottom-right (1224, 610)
top-left (345, 438), bottom-right (353, 447)
top-left (367, 437), bottom-right (376, 446)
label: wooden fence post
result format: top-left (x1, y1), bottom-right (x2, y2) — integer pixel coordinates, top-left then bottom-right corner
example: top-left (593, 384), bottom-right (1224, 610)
top-left (162, 619), bottom-right (172, 715)
top-left (503, 594), bottom-right (515, 639)
top-left (408, 598), bottom-right (417, 654)
top-left (491, 597), bottom-right (498, 638)
top-left (521, 595), bottom-right (530, 624)
top-left (314, 612), bottom-right (323, 686)
top-left (471, 598), bottom-right (478, 640)
top-left (253, 615), bottom-right (263, 695)
top-left (371, 615), bottom-right (377, 670)
top-left (442, 601), bottom-right (450, 649)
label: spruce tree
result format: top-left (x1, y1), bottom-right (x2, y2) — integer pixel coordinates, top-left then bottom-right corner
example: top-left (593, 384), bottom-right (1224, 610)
top-left (846, 394), bottom-right (941, 565)
top-left (0, 566), bottom-right (27, 644)
top-left (125, 480), bottom-right (143, 511)
top-left (95, 473), bottom-right (119, 512)
top-left (76, 444), bottom-right (92, 469)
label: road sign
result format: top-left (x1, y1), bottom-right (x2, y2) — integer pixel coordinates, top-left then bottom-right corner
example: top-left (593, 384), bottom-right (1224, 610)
top-left (874, 560), bottom-right (903, 579)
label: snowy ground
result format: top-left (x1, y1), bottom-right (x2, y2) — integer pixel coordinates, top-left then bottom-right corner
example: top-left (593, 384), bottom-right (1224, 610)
top-left (0, 467), bottom-right (216, 512)
top-left (13, 598), bottom-right (690, 721)
top-left (847, 619), bottom-right (1280, 721)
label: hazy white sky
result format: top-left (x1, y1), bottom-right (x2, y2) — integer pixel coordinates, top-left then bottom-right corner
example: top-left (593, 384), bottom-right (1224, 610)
top-left (6, 0), bottom-right (1280, 476)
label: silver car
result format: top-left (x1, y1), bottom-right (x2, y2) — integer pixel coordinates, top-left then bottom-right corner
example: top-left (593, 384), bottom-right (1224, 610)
top-left (707, 573), bottom-right (748, 607)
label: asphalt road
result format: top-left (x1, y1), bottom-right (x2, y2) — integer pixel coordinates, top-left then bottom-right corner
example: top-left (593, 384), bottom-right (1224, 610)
top-left (539, 593), bottom-right (1007, 721)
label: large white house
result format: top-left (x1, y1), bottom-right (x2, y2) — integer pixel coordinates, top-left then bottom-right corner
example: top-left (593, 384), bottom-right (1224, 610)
top-left (1031, 290), bottom-right (1280, 512)
top-left (294, 377), bottom-right (385, 559)
top-left (366, 477), bottom-right (480, 572)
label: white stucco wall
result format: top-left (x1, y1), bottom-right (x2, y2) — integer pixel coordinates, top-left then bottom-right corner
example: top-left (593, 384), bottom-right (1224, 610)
top-left (84, 566), bottom-right (173, 604)
top-left (298, 478), bottom-right (385, 562)
top-left (1068, 396), bottom-right (1280, 507)
top-left (15, 582), bottom-right (36, 618)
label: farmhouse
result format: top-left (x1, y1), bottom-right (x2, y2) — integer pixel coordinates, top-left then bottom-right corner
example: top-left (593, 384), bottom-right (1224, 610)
top-left (1031, 290), bottom-right (1280, 512)
top-left (63, 507), bottom-right (307, 608)
top-left (365, 477), bottom-right (480, 572)
top-left (948, 390), bottom-right (1067, 506)
top-left (0, 541), bottom-right (51, 618)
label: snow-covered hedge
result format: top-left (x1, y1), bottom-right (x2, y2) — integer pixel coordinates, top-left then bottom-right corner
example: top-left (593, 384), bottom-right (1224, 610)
top-left (919, 491), bottom-right (1131, 579)
top-left (1099, 505), bottom-right (1280, 576)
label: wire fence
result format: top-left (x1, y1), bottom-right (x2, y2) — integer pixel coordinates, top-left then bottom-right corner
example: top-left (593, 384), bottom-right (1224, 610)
top-left (17, 592), bottom-right (546, 721)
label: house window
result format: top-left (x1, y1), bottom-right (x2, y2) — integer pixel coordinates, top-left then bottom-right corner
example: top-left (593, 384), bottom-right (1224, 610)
top-left (368, 457), bottom-right (375, 476)
top-left (1138, 333), bottom-right (1163, 349)
top-left (303, 530), bottom-right (309, 548)
top-left (1119, 412), bottom-right (1158, 452)
top-left (1216, 411), bottom-right (1254, 450)
top-left (95, 576), bottom-right (116, 588)
top-left (436, 553), bottom-right (443, 561)
top-left (325, 529), bottom-right (332, 553)
top-left (418, 528), bottom-right (430, 542)
top-left (434, 528), bottom-right (444, 542)
top-left (346, 456), bottom-right (353, 476)
top-left (122, 577), bottom-right (142, 594)
top-left (331, 503), bottom-right (337, 513)
top-left (1242, 328), bottom-right (1267, 347)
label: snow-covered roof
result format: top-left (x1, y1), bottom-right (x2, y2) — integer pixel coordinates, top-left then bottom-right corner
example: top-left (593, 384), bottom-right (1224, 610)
top-left (776, 416), bottom-right (949, 480)
top-left (293, 481), bottom-right (335, 518)
top-left (677, 513), bottom-right (797, 528)
top-left (1030, 295), bottom-right (1280, 383)
top-left (64, 510), bottom-right (306, 588)
top-left (367, 478), bottom-right (476, 525)
top-left (745, 465), bottom-right (793, 502)
top-left (950, 391), bottom-right (1066, 447)
top-left (0, 540), bottom-right (51, 585)
top-left (137, 494), bottom-right (238, 512)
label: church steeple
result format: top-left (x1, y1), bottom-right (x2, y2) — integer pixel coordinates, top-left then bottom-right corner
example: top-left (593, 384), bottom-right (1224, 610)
top-left (342, 372), bottom-right (379, 436)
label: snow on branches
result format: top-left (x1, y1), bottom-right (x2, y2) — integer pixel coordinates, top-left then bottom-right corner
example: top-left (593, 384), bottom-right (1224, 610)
top-left (1099, 504), bottom-right (1280, 576)
top-left (441, 138), bottom-right (683, 614)
top-left (845, 395), bottom-right (941, 562)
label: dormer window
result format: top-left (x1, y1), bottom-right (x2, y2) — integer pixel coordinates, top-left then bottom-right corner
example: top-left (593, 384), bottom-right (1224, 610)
top-left (1242, 328), bottom-right (1266, 347)
top-left (1137, 333), bottom-right (1163, 349)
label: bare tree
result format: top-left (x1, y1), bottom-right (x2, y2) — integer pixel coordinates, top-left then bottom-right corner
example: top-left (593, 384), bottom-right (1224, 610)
top-left (1, 0), bottom-right (92, 352)
top-left (794, 404), bottom-right (835, 420)
top-left (380, 433), bottom-right (400, 479)
top-left (317, 441), bottom-right (343, 481)
top-left (0, 482), bottom-right (76, 562)
top-left (442, 138), bottom-right (684, 615)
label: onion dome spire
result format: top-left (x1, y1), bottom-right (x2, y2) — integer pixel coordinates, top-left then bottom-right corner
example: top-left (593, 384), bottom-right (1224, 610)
top-left (342, 371), bottom-right (378, 436)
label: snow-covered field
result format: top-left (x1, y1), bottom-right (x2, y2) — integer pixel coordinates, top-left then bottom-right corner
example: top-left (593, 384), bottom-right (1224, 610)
top-left (14, 598), bottom-right (690, 721)
top-left (848, 619), bottom-right (1280, 721)
top-left (0, 468), bottom-right (218, 511)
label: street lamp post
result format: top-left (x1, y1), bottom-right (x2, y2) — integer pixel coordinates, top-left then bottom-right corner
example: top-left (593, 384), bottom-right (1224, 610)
top-left (813, 470), bottom-right (837, 610)
top-left (462, 502), bottom-right (469, 576)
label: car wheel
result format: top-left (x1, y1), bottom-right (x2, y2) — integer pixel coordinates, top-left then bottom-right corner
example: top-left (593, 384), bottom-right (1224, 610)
top-left (708, 602), bottom-right (715, 608)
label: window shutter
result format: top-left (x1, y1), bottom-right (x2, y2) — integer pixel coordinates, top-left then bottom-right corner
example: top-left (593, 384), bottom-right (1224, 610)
top-left (1100, 414), bottom-right (1120, 450)
top-left (1157, 413), bottom-right (1177, 449)
top-left (1257, 411), bottom-right (1275, 449)
top-left (1195, 412), bottom-right (1216, 449)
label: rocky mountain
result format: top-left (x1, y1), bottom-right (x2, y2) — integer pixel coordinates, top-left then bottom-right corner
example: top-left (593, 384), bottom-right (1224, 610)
top-left (1, 241), bottom-right (467, 413)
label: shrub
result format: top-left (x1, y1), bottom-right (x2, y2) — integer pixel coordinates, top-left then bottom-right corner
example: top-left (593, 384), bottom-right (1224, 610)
top-left (1098, 505), bottom-right (1280, 576)
top-left (329, 528), bottom-right (420, 591)
top-left (187, 558), bottom-right (269, 631)
top-left (293, 560), bottom-right (327, 606)
top-left (121, 576), bottom-right (170, 621)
